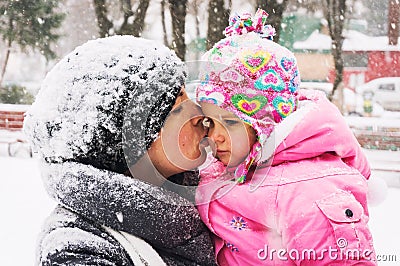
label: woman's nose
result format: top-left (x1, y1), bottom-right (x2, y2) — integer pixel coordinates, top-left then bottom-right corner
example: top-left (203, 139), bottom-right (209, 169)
top-left (190, 116), bottom-right (209, 138)
top-left (190, 115), bottom-right (204, 127)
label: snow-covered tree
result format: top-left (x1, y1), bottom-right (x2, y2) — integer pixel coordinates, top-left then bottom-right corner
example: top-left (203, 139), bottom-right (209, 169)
top-left (0, 0), bottom-right (65, 86)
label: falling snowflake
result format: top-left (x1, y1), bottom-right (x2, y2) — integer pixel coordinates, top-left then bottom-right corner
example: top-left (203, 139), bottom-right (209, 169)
top-left (230, 216), bottom-right (247, 230)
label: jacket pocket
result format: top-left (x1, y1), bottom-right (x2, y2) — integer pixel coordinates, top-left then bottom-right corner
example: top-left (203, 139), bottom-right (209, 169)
top-left (316, 190), bottom-right (375, 260)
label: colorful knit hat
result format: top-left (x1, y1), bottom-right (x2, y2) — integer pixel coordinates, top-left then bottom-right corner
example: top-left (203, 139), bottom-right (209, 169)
top-left (196, 9), bottom-right (300, 183)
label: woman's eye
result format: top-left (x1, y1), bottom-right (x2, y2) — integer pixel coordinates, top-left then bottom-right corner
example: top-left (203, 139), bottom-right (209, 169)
top-left (171, 105), bottom-right (183, 115)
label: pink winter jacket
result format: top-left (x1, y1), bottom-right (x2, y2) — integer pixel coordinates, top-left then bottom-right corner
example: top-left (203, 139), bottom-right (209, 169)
top-left (196, 90), bottom-right (377, 265)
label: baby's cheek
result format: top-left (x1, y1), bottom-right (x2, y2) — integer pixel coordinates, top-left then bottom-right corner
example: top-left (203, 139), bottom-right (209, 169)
top-left (231, 133), bottom-right (248, 149)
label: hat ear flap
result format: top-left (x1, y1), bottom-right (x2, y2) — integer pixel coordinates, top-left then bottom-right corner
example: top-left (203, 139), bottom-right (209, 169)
top-left (234, 141), bottom-right (262, 184)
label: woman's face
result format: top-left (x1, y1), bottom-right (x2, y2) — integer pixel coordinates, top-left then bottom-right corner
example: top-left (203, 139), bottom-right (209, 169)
top-left (200, 102), bottom-right (257, 167)
top-left (150, 88), bottom-right (208, 176)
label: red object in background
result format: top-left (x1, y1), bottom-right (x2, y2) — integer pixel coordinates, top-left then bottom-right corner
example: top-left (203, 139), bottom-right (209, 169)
top-left (0, 110), bottom-right (26, 130)
top-left (328, 50), bottom-right (400, 90)
top-left (366, 51), bottom-right (400, 81)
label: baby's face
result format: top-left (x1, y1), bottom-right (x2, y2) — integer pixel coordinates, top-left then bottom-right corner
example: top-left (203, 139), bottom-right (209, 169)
top-left (200, 102), bottom-right (257, 167)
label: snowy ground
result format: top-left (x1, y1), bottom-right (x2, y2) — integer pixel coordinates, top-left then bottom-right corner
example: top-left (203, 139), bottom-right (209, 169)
top-left (0, 156), bottom-right (55, 265)
top-left (1, 146), bottom-right (400, 265)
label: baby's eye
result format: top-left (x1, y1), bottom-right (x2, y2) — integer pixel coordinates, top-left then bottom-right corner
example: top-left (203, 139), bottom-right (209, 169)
top-left (224, 119), bottom-right (239, 126)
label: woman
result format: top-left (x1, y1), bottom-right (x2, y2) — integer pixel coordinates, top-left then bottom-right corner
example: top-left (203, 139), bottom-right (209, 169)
top-left (24, 35), bottom-right (216, 265)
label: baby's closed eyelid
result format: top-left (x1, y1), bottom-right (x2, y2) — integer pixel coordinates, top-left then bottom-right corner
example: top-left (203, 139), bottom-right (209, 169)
top-left (224, 119), bottom-right (240, 126)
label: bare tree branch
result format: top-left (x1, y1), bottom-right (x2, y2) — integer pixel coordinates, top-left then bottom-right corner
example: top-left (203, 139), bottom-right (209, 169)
top-left (326, 0), bottom-right (346, 100)
top-left (93, 0), bottom-right (113, 37)
top-left (131, 0), bottom-right (150, 36)
top-left (169, 0), bottom-right (187, 60)
top-left (118, 0), bottom-right (134, 35)
top-left (93, 0), bottom-right (149, 37)
top-left (0, 35), bottom-right (12, 86)
top-left (256, 0), bottom-right (289, 43)
top-left (388, 0), bottom-right (400, 45)
top-left (206, 0), bottom-right (231, 50)
top-left (161, 0), bottom-right (169, 46)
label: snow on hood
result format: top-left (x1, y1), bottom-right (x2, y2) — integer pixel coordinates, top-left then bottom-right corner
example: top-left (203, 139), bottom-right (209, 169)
top-left (24, 35), bottom-right (186, 174)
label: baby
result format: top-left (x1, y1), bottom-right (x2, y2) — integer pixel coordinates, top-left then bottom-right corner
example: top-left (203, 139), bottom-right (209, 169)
top-left (195, 9), bottom-right (377, 265)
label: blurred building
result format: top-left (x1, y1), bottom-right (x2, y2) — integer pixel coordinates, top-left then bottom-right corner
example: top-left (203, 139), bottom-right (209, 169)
top-left (293, 28), bottom-right (400, 90)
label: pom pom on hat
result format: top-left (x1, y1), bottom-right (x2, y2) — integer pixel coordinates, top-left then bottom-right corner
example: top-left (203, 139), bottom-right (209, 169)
top-left (224, 9), bottom-right (276, 40)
